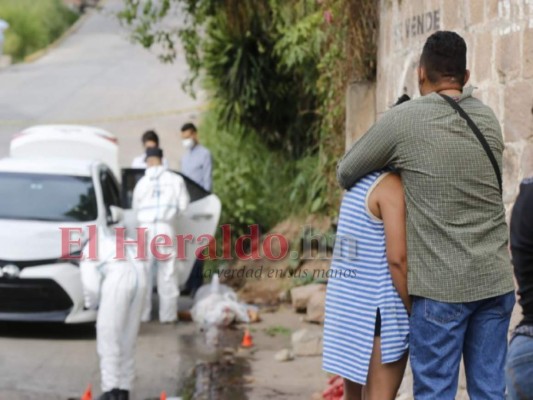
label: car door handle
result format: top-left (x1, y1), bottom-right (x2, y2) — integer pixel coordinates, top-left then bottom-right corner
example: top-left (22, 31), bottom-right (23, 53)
top-left (191, 213), bottom-right (213, 221)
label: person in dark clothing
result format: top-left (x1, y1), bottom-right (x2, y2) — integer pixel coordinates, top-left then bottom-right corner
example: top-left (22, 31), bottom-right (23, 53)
top-left (506, 177), bottom-right (533, 399)
top-left (180, 122), bottom-right (212, 296)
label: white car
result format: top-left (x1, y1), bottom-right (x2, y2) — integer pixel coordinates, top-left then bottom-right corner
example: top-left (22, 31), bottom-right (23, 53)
top-left (0, 125), bottom-right (221, 323)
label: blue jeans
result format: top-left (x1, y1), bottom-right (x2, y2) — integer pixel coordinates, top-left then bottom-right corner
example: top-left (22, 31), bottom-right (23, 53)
top-left (410, 292), bottom-right (515, 400)
top-left (506, 334), bottom-right (533, 399)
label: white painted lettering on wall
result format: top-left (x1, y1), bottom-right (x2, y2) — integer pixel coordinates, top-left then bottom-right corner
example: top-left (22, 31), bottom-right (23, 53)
top-left (393, 10), bottom-right (440, 46)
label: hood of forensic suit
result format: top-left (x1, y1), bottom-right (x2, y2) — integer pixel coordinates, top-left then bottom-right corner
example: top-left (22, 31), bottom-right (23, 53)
top-left (144, 165), bottom-right (167, 180)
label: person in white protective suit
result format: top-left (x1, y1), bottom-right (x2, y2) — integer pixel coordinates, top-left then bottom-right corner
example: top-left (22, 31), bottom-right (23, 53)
top-left (80, 227), bottom-right (147, 400)
top-left (133, 147), bottom-right (190, 323)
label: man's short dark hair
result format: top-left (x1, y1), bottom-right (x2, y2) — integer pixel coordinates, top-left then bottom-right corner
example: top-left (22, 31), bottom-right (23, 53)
top-left (145, 147), bottom-right (163, 159)
top-left (420, 31), bottom-right (467, 84)
top-left (142, 130), bottom-right (159, 145)
top-left (181, 123), bottom-right (197, 133)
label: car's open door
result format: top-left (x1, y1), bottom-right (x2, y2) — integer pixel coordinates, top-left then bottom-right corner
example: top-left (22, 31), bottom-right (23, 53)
top-left (121, 168), bottom-right (221, 287)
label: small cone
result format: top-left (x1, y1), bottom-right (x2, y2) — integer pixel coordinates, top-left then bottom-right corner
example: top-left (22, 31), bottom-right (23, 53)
top-left (241, 328), bottom-right (253, 348)
top-left (80, 384), bottom-right (92, 400)
top-left (160, 391), bottom-right (167, 400)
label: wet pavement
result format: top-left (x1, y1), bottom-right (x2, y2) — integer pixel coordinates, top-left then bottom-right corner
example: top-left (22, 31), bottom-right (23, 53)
top-left (185, 328), bottom-right (250, 400)
top-left (0, 291), bottom-right (252, 400)
top-left (0, 313), bottom-right (205, 399)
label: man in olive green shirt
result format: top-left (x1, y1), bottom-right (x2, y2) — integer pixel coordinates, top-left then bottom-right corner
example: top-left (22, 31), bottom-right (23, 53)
top-left (337, 31), bottom-right (515, 399)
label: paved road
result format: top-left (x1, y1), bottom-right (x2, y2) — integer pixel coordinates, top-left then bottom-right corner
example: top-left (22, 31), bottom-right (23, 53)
top-left (0, 313), bottom-right (203, 400)
top-left (0, 1), bottom-right (207, 399)
top-left (0, 0), bottom-right (204, 169)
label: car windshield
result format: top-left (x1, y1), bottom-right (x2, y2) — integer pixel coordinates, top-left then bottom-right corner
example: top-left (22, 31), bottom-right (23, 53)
top-left (0, 172), bottom-right (97, 222)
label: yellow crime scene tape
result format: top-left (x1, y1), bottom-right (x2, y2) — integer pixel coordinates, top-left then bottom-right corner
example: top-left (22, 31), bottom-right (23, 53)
top-left (0, 104), bottom-right (209, 127)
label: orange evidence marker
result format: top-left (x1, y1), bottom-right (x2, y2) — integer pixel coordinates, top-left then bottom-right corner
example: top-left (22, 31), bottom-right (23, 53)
top-left (80, 384), bottom-right (92, 400)
top-left (241, 328), bottom-right (253, 348)
top-left (160, 390), bottom-right (167, 400)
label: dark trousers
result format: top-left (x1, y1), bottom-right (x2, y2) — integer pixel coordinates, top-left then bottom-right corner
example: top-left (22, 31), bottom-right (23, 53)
top-left (184, 258), bottom-right (204, 296)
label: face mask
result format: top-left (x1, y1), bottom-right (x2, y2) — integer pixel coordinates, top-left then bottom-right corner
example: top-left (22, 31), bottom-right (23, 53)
top-left (182, 138), bottom-right (194, 149)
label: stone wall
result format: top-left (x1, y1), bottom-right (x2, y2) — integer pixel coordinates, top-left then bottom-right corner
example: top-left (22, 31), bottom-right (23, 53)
top-left (346, 0), bottom-right (533, 209)
top-left (345, 81), bottom-right (376, 148)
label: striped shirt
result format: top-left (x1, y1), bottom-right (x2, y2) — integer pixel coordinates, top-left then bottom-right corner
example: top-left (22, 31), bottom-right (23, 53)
top-left (323, 171), bottom-right (409, 385)
top-left (336, 86), bottom-right (514, 303)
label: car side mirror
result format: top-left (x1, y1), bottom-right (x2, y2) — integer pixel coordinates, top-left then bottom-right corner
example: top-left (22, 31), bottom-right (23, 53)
top-left (108, 205), bottom-right (123, 225)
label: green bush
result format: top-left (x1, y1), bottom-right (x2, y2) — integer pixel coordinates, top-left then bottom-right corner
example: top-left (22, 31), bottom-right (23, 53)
top-left (201, 110), bottom-right (291, 237)
top-left (0, 0), bottom-right (78, 61)
top-left (201, 109), bottom-right (323, 273)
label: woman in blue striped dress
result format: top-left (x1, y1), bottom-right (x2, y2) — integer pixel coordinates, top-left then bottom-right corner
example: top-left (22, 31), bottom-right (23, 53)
top-left (323, 171), bottom-right (410, 400)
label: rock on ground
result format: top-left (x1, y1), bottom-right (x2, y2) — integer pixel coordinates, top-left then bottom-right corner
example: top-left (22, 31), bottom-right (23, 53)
top-left (274, 348), bottom-right (294, 362)
top-left (242, 306), bottom-right (326, 399)
top-left (291, 328), bottom-right (323, 357)
top-left (306, 290), bottom-right (326, 324)
top-left (291, 284), bottom-right (326, 312)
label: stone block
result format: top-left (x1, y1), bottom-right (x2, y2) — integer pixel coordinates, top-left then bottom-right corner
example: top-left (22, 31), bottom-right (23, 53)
top-left (503, 144), bottom-right (521, 204)
top-left (345, 81), bottom-right (376, 149)
top-left (469, 0), bottom-right (485, 25)
top-left (496, 32), bottom-right (521, 82)
top-left (521, 143), bottom-right (533, 179)
top-left (290, 283), bottom-right (326, 312)
top-left (484, 85), bottom-right (503, 122)
top-left (473, 31), bottom-right (493, 83)
top-left (305, 290), bottom-right (326, 324)
top-left (486, 0), bottom-right (500, 20)
top-left (291, 328), bottom-right (323, 357)
top-left (442, 0), bottom-right (464, 29)
top-left (503, 80), bottom-right (533, 142)
top-left (274, 348), bottom-right (294, 362)
top-left (524, 28), bottom-right (533, 79)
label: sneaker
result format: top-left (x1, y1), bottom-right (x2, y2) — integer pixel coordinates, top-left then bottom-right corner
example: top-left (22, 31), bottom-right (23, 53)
top-left (117, 390), bottom-right (129, 400)
top-left (97, 389), bottom-right (121, 400)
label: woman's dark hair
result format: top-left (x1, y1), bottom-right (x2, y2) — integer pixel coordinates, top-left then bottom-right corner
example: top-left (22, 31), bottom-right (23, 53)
top-left (181, 123), bottom-right (197, 133)
top-left (142, 130), bottom-right (159, 145)
top-left (420, 31), bottom-right (467, 84)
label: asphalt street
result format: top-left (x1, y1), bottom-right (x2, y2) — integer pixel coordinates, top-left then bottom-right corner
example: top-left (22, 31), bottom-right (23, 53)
top-left (0, 316), bottom-right (203, 400)
top-left (0, 0), bottom-right (204, 169)
top-left (0, 1), bottom-right (206, 399)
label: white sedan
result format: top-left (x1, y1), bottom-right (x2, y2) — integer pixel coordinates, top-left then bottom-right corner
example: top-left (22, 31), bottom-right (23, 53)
top-left (0, 125), bottom-right (220, 323)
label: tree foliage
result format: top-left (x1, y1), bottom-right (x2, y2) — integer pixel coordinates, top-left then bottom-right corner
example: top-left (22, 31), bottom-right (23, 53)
top-left (0, 0), bottom-right (79, 61)
top-left (118, 0), bottom-right (378, 218)
top-left (118, 0), bottom-right (325, 159)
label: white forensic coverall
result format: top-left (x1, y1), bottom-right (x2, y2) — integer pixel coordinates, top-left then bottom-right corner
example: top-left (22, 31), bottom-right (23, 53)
top-left (80, 228), bottom-right (147, 393)
top-left (132, 165), bottom-right (190, 323)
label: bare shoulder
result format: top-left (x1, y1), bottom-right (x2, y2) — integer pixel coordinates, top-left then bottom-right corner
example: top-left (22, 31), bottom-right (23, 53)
top-left (381, 172), bottom-right (402, 187)
top-left (375, 172), bottom-right (404, 202)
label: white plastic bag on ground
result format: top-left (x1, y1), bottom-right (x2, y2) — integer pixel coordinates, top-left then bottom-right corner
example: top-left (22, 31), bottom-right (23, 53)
top-left (191, 274), bottom-right (250, 331)
top-left (192, 273), bottom-right (232, 303)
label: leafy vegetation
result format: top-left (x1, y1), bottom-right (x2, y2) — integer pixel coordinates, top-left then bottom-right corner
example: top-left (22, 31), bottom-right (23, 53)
top-left (201, 111), bottom-right (291, 233)
top-left (264, 325), bottom-right (291, 337)
top-left (0, 0), bottom-right (79, 61)
top-left (118, 0), bottom-right (378, 234)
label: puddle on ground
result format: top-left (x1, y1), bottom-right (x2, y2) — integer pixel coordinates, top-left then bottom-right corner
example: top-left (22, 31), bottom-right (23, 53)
top-left (179, 327), bottom-right (250, 400)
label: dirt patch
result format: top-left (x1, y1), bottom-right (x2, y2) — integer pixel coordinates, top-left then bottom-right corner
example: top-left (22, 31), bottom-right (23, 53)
top-left (220, 215), bottom-right (333, 307)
